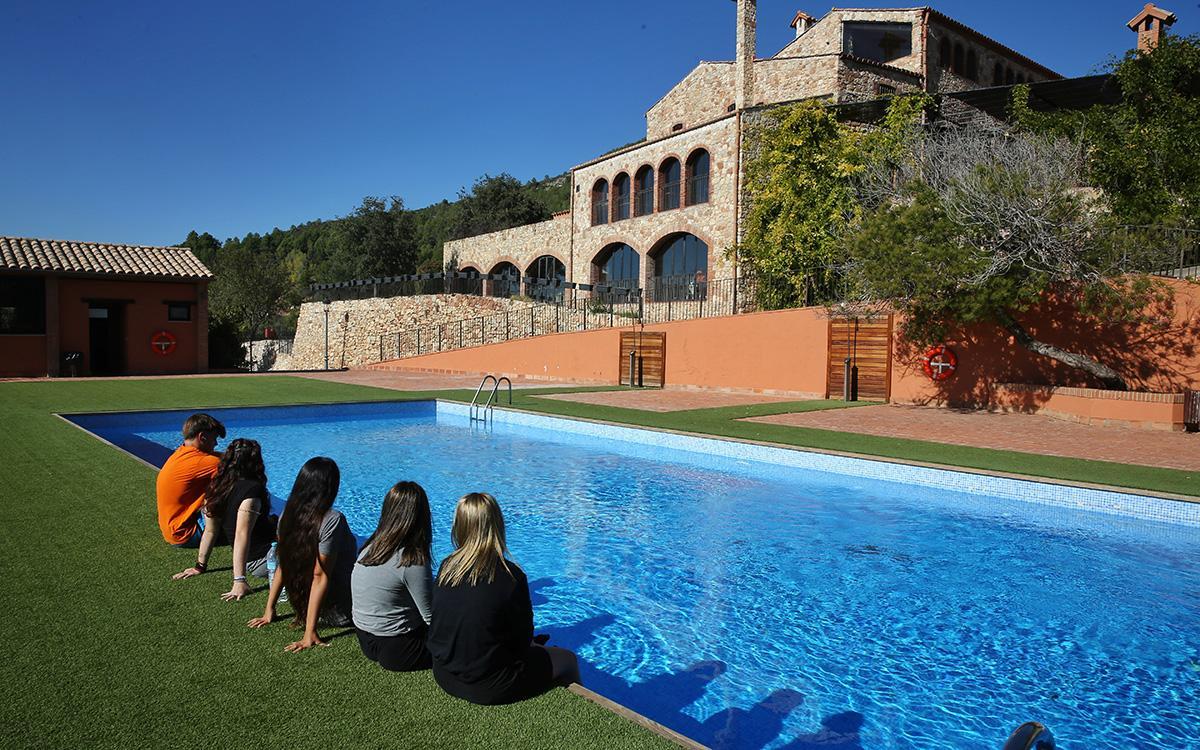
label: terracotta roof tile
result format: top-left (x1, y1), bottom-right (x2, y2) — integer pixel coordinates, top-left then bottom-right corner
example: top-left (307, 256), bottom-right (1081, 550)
top-left (0, 236), bottom-right (212, 280)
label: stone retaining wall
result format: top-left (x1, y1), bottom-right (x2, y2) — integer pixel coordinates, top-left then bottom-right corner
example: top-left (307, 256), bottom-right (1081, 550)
top-left (282, 295), bottom-right (540, 370)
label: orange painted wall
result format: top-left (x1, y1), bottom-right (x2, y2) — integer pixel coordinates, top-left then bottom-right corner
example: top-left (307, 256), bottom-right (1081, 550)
top-left (0, 335), bottom-right (47, 376)
top-left (387, 307), bottom-right (833, 395)
top-left (56, 277), bottom-right (207, 376)
top-left (890, 277), bottom-right (1200, 407)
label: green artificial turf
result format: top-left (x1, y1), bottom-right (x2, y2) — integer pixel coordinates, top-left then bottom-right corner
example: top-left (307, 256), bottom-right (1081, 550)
top-left (0, 377), bottom-right (672, 750)
top-left (1, 374), bottom-right (1195, 749)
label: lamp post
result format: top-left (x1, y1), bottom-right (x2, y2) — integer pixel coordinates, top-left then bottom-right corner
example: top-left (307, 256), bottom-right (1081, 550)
top-left (323, 297), bottom-right (332, 371)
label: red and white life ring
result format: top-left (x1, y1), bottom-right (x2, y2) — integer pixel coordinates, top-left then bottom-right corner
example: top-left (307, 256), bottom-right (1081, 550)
top-left (922, 344), bottom-right (957, 381)
top-left (150, 330), bottom-right (177, 356)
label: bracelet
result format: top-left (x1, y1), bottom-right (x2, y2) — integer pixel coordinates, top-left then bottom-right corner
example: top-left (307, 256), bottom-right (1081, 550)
top-left (233, 576), bottom-right (247, 582)
top-left (194, 561), bottom-right (207, 573)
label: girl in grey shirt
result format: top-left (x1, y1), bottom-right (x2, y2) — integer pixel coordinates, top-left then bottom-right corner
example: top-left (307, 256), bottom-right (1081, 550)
top-left (351, 481), bottom-right (434, 671)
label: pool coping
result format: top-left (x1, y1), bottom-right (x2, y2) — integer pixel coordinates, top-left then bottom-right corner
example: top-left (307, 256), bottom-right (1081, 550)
top-left (465, 400), bottom-right (1200, 507)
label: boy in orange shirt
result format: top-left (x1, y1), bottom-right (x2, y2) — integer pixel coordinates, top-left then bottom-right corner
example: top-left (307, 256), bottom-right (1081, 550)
top-left (156, 413), bottom-right (226, 546)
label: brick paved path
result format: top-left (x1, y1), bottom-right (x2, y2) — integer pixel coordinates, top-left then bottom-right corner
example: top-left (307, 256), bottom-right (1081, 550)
top-left (535, 389), bottom-right (800, 412)
top-left (748, 404), bottom-right (1200, 471)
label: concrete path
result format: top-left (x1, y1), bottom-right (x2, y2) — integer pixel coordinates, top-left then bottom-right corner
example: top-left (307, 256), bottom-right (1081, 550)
top-left (535, 389), bottom-right (802, 412)
top-left (747, 404), bottom-right (1200, 472)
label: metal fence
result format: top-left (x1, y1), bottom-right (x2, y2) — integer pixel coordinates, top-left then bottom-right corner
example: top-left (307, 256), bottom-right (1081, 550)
top-left (367, 275), bottom-right (759, 363)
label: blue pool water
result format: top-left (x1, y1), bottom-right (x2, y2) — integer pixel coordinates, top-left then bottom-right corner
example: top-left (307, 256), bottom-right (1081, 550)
top-left (70, 401), bottom-right (1200, 749)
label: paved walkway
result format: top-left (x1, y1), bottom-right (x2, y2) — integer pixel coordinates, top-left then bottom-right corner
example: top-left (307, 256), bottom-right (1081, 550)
top-left (535, 389), bottom-right (803, 412)
top-left (295, 369), bottom-right (556, 392)
top-left (747, 404), bottom-right (1200, 471)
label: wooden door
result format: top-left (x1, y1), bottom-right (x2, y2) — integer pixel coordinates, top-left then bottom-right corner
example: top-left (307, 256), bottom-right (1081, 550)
top-left (619, 331), bottom-right (665, 387)
top-left (828, 316), bottom-right (892, 401)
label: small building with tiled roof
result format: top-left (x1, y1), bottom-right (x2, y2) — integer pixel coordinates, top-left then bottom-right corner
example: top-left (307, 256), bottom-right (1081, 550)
top-left (0, 236), bottom-right (213, 377)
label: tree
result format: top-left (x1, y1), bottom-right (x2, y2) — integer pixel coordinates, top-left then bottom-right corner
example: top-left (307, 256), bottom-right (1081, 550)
top-left (209, 244), bottom-right (294, 347)
top-left (451, 173), bottom-right (551, 241)
top-left (845, 128), bottom-right (1173, 390)
top-left (737, 97), bottom-right (927, 309)
top-left (179, 230), bottom-right (221, 269)
top-left (1014, 33), bottom-right (1200, 228)
top-left (340, 196), bottom-right (419, 278)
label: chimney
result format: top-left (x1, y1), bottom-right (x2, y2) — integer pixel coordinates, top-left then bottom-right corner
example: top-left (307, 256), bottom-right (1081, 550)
top-left (1127, 3), bottom-right (1177, 53)
top-left (790, 10), bottom-right (814, 38)
top-left (736, 0), bottom-right (757, 110)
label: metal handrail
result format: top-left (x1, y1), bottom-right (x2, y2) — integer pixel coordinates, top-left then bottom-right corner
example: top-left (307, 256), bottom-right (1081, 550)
top-left (469, 374), bottom-right (512, 424)
top-left (470, 375), bottom-right (498, 423)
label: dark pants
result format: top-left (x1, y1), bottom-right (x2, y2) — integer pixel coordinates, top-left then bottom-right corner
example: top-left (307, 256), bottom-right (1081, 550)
top-left (356, 627), bottom-right (432, 672)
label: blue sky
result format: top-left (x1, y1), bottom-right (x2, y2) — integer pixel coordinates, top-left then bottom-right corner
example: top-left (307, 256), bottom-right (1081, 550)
top-left (1, 0), bottom-right (1194, 247)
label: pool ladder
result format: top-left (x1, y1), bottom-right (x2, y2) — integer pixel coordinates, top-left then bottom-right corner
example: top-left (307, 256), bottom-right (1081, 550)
top-left (470, 374), bottom-right (512, 424)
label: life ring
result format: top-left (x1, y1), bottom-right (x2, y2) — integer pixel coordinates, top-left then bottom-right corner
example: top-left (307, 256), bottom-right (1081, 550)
top-left (922, 344), bottom-right (957, 381)
top-left (150, 330), bottom-right (177, 356)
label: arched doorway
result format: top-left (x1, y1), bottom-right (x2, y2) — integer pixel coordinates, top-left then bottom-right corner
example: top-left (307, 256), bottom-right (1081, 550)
top-left (453, 265), bottom-right (483, 295)
top-left (651, 233), bottom-right (708, 301)
top-left (592, 243), bottom-right (640, 289)
top-left (488, 261), bottom-right (520, 298)
top-left (525, 255), bottom-right (566, 302)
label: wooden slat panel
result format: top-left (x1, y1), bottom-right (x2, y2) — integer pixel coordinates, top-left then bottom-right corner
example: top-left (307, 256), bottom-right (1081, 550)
top-left (619, 331), bottom-right (666, 387)
top-left (827, 317), bottom-right (892, 400)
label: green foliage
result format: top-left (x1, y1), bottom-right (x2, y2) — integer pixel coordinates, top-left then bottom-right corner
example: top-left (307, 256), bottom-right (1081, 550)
top-left (341, 196), bottom-right (419, 277)
top-left (183, 172), bottom-right (569, 294)
top-left (1015, 34), bottom-right (1200, 228)
top-left (846, 185), bottom-right (1046, 344)
top-left (451, 173), bottom-right (555, 242)
top-left (737, 96), bottom-right (929, 309)
top-left (206, 316), bottom-right (246, 370)
top-left (208, 243), bottom-right (294, 342)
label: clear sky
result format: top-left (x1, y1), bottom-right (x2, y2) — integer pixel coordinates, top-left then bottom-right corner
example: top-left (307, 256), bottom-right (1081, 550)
top-left (1, 0), bottom-right (1194, 247)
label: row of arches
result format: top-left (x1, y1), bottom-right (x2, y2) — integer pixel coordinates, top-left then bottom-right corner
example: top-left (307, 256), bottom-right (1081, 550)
top-left (938, 37), bottom-right (1034, 86)
top-left (459, 232), bottom-right (711, 302)
top-left (591, 149), bottom-right (710, 227)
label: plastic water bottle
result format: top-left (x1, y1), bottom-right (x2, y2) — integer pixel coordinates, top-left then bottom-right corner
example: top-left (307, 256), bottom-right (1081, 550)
top-left (266, 542), bottom-right (288, 602)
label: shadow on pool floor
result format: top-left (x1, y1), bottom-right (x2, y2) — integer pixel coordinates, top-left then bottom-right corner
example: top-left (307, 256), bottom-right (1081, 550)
top-left (531, 578), bottom-right (865, 750)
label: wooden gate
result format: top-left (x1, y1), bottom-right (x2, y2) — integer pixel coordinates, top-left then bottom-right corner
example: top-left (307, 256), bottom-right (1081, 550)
top-left (827, 316), bottom-right (892, 401)
top-left (619, 331), bottom-right (666, 387)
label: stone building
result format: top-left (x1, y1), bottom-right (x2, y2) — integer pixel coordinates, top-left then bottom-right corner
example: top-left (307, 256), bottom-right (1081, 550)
top-left (445, 2), bottom-right (1060, 301)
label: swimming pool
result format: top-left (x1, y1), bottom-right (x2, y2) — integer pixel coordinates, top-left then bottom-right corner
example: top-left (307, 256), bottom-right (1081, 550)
top-left (69, 400), bottom-right (1200, 749)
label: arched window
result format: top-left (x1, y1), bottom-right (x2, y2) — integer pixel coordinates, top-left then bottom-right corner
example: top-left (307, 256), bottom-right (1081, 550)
top-left (938, 38), bottom-right (951, 69)
top-left (613, 173), bottom-right (631, 221)
top-left (634, 165), bottom-right (655, 217)
top-left (526, 255), bottom-right (566, 302)
top-left (965, 49), bottom-right (978, 81)
top-left (593, 243), bottom-right (641, 290)
top-left (658, 158), bottom-right (681, 211)
top-left (1005, 67), bottom-right (1015, 85)
top-left (651, 233), bottom-right (709, 301)
top-left (488, 261), bottom-right (520, 299)
top-left (591, 179), bottom-right (609, 226)
top-left (685, 149), bottom-right (710, 206)
top-left (453, 266), bottom-right (483, 295)
top-left (952, 43), bottom-right (965, 75)
top-left (993, 62), bottom-right (1004, 86)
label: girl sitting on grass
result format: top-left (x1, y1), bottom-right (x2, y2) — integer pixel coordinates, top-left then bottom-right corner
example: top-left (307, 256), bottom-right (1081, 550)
top-left (351, 481), bottom-right (434, 671)
top-left (248, 457), bottom-right (356, 652)
top-left (426, 492), bottom-right (579, 704)
top-left (172, 438), bottom-right (274, 601)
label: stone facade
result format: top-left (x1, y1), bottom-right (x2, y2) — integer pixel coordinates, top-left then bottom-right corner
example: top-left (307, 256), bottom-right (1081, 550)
top-left (571, 117), bottom-right (741, 291)
top-left (646, 63), bottom-right (735, 140)
top-left (446, 3), bottom-right (1060, 314)
top-left (443, 213), bottom-right (571, 280)
top-left (284, 294), bottom-right (541, 370)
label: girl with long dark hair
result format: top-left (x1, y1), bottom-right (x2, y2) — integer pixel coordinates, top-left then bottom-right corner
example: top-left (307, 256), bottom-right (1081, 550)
top-left (351, 481), bottom-right (434, 671)
top-left (427, 493), bottom-right (579, 704)
top-left (247, 457), bottom-right (356, 652)
top-left (172, 438), bottom-right (274, 601)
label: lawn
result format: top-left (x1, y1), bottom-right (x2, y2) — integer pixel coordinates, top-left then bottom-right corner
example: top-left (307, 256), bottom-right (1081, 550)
top-left (2, 374), bottom-right (1194, 750)
top-left (0, 377), bottom-right (672, 750)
